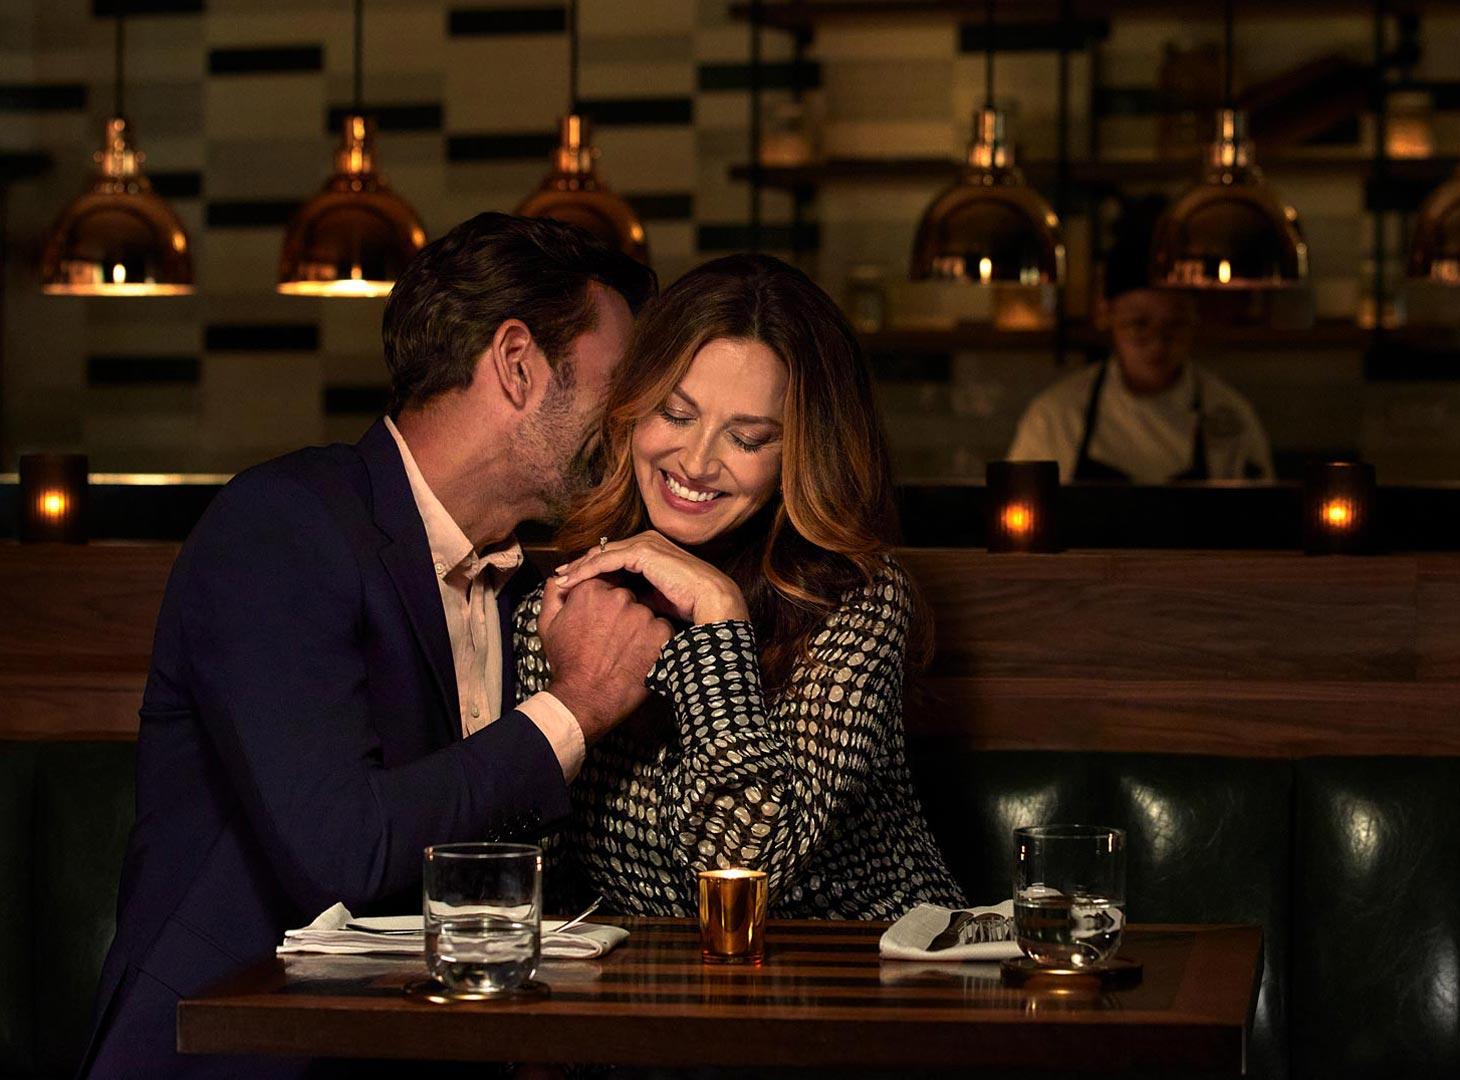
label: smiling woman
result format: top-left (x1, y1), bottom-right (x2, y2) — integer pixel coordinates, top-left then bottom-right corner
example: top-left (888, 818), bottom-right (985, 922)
top-left (518, 254), bottom-right (967, 920)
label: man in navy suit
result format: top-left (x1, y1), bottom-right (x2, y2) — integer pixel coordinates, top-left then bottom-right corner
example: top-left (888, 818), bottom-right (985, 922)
top-left (82, 213), bottom-right (665, 1077)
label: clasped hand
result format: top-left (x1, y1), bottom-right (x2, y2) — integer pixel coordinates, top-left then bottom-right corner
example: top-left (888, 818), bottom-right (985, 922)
top-left (553, 530), bottom-right (750, 626)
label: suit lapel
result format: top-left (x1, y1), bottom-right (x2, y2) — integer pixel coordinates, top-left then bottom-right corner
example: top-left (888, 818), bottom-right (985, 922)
top-left (358, 419), bottom-right (460, 744)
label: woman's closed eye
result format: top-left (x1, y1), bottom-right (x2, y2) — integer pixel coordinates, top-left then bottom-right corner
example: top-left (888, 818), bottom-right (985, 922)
top-left (729, 430), bottom-right (774, 452)
top-left (657, 405), bottom-right (694, 426)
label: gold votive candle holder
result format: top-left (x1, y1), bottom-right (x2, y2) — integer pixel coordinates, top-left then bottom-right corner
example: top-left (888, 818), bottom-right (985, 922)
top-left (697, 868), bottom-right (767, 964)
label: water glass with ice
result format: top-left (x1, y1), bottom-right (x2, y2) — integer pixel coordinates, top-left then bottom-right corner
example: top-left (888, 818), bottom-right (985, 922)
top-left (1013, 825), bottom-right (1126, 968)
top-left (423, 842), bottom-right (541, 994)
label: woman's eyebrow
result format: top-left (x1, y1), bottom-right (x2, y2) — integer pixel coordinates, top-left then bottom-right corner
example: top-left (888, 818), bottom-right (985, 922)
top-left (672, 386), bottom-right (782, 428)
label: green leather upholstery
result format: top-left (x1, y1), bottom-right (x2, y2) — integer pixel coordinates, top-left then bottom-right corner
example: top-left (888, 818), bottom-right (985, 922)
top-left (1, 742), bottom-right (134, 1080)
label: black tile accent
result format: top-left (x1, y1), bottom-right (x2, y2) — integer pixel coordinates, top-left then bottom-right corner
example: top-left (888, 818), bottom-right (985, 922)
top-left (697, 222), bottom-right (820, 252)
top-left (1366, 175), bottom-right (1435, 213)
top-left (698, 61), bottom-right (821, 93)
top-left (0, 84), bottom-right (87, 112)
top-left (0, 152), bottom-right (52, 183)
top-left (447, 132), bottom-right (557, 162)
top-left (93, 0), bottom-right (203, 13)
top-left (1093, 86), bottom-right (1159, 116)
top-left (1363, 344), bottom-right (1460, 381)
top-left (1425, 80), bottom-right (1460, 111)
top-left (627, 193), bottom-right (693, 221)
top-left (206, 200), bottom-right (299, 228)
top-left (87, 356), bottom-right (200, 386)
top-left (205, 324), bottom-right (320, 352)
top-left (326, 103), bottom-right (443, 133)
top-left (1302, 115), bottom-right (1362, 147)
top-left (868, 350), bottom-right (952, 383)
top-left (579, 97), bottom-right (692, 126)
top-left (208, 46), bottom-right (323, 76)
top-left (959, 19), bottom-right (1109, 53)
top-left (449, 6), bottom-right (567, 36)
top-left (323, 385), bottom-right (390, 415)
top-left (149, 170), bottom-right (203, 199)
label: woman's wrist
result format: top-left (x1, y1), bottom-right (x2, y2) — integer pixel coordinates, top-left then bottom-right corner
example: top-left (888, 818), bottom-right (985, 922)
top-left (694, 583), bottom-right (749, 624)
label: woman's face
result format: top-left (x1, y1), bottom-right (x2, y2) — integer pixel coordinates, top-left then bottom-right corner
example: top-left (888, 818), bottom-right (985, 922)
top-left (632, 337), bottom-right (788, 548)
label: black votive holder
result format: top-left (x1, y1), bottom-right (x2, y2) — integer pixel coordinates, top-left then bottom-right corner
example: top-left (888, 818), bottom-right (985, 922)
top-left (985, 460), bottom-right (1059, 553)
top-left (18, 453), bottom-right (89, 544)
top-left (1302, 461), bottom-right (1376, 555)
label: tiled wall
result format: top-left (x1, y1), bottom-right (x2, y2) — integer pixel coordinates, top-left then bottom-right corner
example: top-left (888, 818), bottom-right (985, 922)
top-left (3, 1), bottom-right (1460, 481)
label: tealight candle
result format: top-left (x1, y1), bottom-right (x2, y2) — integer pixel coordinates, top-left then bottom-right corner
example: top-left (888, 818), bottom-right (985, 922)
top-left (18, 454), bottom-right (89, 544)
top-left (1303, 461), bottom-right (1376, 555)
top-left (986, 460), bottom-right (1059, 553)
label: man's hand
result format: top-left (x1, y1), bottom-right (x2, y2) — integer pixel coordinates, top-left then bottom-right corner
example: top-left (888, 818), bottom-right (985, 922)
top-left (539, 577), bottom-right (673, 746)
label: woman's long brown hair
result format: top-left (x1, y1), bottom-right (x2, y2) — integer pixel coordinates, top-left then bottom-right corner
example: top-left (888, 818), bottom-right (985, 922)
top-left (557, 253), bottom-right (927, 692)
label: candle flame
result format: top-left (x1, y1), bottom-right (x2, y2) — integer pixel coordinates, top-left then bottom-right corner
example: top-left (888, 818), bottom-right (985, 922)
top-left (1217, 259), bottom-right (1232, 285)
top-left (40, 490), bottom-right (68, 520)
top-left (1322, 499), bottom-right (1353, 529)
top-left (1001, 502), bottom-right (1035, 536)
top-left (978, 257), bottom-right (993, 284)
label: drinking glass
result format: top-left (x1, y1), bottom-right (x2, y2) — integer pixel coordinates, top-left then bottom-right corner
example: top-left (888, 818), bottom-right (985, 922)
top-left (1013, 825), bottom-right (1126, 968)
top-left (423, 842), bottom-right (541, 993)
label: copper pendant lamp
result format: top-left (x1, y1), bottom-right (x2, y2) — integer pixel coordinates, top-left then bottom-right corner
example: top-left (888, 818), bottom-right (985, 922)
top-left (909, 0), bottom-right (1064, 286)
top-left (41, 7), bottom-right (193, 296)
top-left (1149, 2), bottom-right (1308, 289)
top-left (278, 0), bottom-right (426, 297)
top-left (1408, 165), bottom-right (1460, 285)
top-left (515, 0), bottom-right (648, 264)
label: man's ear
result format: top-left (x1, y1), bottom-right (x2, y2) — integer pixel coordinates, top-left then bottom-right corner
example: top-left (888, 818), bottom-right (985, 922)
top-left (488, 318), bottom-right (540, 410)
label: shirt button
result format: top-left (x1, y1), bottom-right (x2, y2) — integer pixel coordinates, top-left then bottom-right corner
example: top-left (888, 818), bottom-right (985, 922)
top-left (470, 704), bottom-right (481, 719)
top-left (434, 561), bottom-right (446, 577)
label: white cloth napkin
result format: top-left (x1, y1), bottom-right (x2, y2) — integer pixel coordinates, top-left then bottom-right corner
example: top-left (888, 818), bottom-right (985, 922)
top-left (879, 900), bottom-right (1023, 961)
top-left (277, 902), bottom-right (629, 959)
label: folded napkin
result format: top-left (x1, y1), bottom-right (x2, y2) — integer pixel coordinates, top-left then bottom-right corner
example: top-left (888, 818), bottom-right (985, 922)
top-left (278, 902), bottom-right (629, 959)
top-left (879, 900), bottom-right (1023, 961)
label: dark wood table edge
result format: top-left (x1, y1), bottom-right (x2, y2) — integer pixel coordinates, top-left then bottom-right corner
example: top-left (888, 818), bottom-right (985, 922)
top-left (177, 920), bottom-right (1263, 1072)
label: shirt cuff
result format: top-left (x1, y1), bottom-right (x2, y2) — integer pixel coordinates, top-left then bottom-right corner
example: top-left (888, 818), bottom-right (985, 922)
top-left (517, 691), bottom-right (586, 783)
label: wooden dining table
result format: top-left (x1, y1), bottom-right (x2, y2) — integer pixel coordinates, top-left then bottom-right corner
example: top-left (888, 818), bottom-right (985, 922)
top-left (177, 918), bottom-right (1262, 1073)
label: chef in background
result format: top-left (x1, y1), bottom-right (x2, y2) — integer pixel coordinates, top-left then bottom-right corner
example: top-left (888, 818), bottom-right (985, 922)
top-left (1006, 199), bottom-right (1274, 484)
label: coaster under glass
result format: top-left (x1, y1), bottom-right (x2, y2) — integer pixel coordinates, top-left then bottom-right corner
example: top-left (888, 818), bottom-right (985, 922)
top-left (404, 977), bottom-right (551, 1004)
top-left (999, 955), bottom-right (1143, 989)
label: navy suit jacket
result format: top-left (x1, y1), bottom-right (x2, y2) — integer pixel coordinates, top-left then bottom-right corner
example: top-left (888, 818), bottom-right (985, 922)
top-left (82, 419), bottom-right (569, 1078)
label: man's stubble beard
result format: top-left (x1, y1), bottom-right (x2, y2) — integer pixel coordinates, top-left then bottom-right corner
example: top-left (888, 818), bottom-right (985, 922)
top-left (515, 360), bottom-right (599, 523)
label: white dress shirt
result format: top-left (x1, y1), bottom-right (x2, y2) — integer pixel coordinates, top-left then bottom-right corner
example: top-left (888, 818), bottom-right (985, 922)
top-left (1007, 362), bottom-right (1275, 484)
top-left (385, 417), bottom-right (585, 780)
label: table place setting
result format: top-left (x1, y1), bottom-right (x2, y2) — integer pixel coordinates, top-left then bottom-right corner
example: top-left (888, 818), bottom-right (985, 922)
top-left (278, 900), bottom-right (627, 961)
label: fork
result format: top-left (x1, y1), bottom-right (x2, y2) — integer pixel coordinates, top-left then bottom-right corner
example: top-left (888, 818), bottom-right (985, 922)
top-left (549, 896), bottom-right (603, 934)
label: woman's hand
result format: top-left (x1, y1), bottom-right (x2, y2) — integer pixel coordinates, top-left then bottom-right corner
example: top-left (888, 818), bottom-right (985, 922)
top-left (554, 531), bottom-right (749, 625)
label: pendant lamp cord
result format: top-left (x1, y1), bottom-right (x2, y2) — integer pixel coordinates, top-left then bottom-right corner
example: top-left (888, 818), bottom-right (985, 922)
top-left (568, 0), bottom-right (579, 114)
top-left (113, 0), bottom-right (126, 117)
top-left (1223, 0), bottom-right (1234, 107)
top-left (353, 0), bottom-right (364, 113)
top-left (984, 0), bottom-right (995, 108)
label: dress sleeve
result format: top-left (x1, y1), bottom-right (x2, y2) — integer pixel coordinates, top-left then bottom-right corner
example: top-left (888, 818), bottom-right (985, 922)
top-left (512, 586), bottom-right (552, 702)
top-left (646, 560), bottom-right (912, 901)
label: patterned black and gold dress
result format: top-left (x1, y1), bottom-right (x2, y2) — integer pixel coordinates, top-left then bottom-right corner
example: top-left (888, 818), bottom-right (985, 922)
top-left (513, 557), bottom-right (966, 919)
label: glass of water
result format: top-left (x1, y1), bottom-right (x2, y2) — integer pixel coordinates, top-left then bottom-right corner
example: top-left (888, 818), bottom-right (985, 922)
top-left (1013, 825), bottom-right (1126, 968)
top-left (423, 842), bottom-right (541, 994)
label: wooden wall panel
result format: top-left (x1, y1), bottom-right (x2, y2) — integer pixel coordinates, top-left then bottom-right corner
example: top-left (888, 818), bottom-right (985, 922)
top-left (2, 543), bottom-right (1458, 756)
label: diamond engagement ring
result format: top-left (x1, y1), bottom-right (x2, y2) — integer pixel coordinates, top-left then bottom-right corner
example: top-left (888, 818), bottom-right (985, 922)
top-left (599, 536), bottom-right (609, 555)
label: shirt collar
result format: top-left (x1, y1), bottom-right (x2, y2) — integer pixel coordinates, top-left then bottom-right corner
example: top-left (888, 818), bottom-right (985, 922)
top-left (384, 416), bottom-right (523, 583)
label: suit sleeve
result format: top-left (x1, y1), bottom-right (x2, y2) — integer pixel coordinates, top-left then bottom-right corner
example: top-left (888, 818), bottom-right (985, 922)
top-left (177, 473), bottom-right (570, 916)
